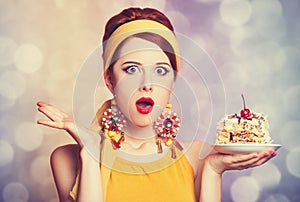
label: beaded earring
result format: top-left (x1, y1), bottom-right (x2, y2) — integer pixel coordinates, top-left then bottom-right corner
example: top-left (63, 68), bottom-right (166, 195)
top-left (101, 99), bottom-right (126, 149)
top-left (154, 103), bottom-right (183, 159)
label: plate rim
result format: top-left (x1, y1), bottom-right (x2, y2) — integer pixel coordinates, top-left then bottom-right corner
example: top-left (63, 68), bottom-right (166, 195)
top-left (213, 143), bottom-right (281, 154)
top-left (214, 143), bottom-right (281, 147)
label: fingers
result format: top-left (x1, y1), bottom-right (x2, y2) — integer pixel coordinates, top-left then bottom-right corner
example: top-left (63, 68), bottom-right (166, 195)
top-left (37, 101), bottom-right (49, 107)
top-left (36, 101), bottom-right (83, 147)
top-left (221, 153), bottom-right (258, 169)
top-left (36, 101), bottom-right (74, 132)
top-left (37, 101), bottom-right (69, 121)
top-left (229, 152), bottom-right (259, 164)
top-left (38, 106), bottom-right (63, 121)
top-left (247, 150), bottom-right (277, 168)
top-left (227, 149), bottom-right (277, 170)
top-left (37, 119), bottom-right (65, 129)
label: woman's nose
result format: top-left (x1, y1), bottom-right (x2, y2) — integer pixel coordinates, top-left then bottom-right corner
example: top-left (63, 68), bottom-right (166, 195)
top-left (140, 84), bottom-right (153, 92)
top-left (139, 72), bottom-right (153, 92)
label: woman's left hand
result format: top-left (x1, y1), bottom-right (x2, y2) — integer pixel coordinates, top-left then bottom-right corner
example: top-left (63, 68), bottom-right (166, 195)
top-left (206, 149), bottom-right (277, 174)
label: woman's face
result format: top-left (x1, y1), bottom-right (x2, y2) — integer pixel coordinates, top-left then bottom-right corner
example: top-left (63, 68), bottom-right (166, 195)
top-left (106, 37), bottom-right (175, 127)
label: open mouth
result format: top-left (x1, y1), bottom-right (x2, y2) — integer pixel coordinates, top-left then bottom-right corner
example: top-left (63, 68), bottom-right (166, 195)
top-left (135, 97), bottom-right (154, 114)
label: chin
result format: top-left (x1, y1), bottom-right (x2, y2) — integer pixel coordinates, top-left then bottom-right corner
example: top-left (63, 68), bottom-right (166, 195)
top-left (135, 123), bottom-right (152, 128)
top-left (132, 117), bottom-right (153, 128)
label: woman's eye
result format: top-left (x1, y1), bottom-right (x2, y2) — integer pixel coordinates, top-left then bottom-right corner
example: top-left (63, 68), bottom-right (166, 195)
top-left (123, 65), bottom-right (140, 74)
top-left (154, 66), bottom-right (169, 76)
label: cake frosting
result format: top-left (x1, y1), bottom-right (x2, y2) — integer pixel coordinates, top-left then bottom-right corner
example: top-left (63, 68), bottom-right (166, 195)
top-left (216, 112), bottom-right (272, 144)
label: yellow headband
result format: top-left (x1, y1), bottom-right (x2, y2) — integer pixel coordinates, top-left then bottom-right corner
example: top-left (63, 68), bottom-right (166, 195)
top-left (103, 19), bottom-right (180, 75)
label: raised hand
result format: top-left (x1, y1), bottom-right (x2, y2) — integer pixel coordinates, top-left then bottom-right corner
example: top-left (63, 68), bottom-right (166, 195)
top-left (37, 101), bottom-right (80, 142)
top-left (37, 101), bottom-right (101, 160)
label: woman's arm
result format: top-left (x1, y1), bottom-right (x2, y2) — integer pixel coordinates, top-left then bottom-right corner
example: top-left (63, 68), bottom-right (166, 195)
top-left (76, 148), bottom-right (103, 202)
top-left (200, 150), bottom-right (276, 202)
top-left (37, 101), bottom-right (103, 201)
top-left (50, 144), bottom-right (80, 202)
top-left (200, 157), bottom-right (222, 202)
top-left (51, 145), bottom-right (104, 202)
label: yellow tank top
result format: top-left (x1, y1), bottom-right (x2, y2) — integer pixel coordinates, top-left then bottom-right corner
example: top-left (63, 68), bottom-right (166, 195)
top-left (70, 141), bottom-right (196, 202)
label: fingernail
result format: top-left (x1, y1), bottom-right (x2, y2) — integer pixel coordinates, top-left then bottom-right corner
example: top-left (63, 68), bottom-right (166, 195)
top-left (269, 149), bottom-right (276, 155)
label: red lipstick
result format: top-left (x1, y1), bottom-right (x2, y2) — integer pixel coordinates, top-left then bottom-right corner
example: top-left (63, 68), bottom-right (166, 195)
top-left (135, 97), bottom-right (154, 114)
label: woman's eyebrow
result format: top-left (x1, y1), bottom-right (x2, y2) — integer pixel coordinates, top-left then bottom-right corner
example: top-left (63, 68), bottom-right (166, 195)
top-left (121, 61), bottom-right (142, 66)
top-left (156, 62), bottom-right (171, 67)
top-left (121, 61), bottom-right (171, 67)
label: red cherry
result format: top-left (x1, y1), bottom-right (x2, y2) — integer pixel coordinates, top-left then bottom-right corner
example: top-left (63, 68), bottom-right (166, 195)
top-left (240, 94), bottom-right (251, 118)
top-left (241, 108), bottom-right (251, 118)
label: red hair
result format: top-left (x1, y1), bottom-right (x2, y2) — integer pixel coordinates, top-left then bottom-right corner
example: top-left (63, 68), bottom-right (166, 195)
top-left (103, 7), bottom-right (177, 75)
top-left (103, 7), bottom-right (174, 43)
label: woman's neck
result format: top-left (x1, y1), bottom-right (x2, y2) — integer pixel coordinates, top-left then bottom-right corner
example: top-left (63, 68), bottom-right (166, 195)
top-left (121, 123), bottom-right (160, 154)
top-left (123, 121), bottom-right (156, 140)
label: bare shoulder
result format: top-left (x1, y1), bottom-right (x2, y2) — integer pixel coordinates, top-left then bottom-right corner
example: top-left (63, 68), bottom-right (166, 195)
top-left (51, 144), bottom-right (80, 166)
top-left (50, 144), bottom-right (80, 201)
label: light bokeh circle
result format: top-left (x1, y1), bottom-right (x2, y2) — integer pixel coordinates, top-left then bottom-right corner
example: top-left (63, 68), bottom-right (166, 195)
top-left (0, 70), bottom-right (27, 101)
top-left (14, 122), bottom-right (44, 151)
top-left (250, 0), bottom-right (285, 39)
top-left (0, 36), bottom-right (17, 66)
top-left (219, 0), bottom-right (252, 27)
top-left (279, 121), bottom-right (300, 151)
top-left (30, 155), bottom-right (52, 184)
top-left (263, 194), bottom-right (290, 202)
top-left (250, 162), bottom-right (281, 189)
top-left (230, 176), bottom-right (260, 202)
top-left (14, 43), bottom-right (44, 74)
top-left (283, 85), bottom-right (300, 120)
top-left (251, 0), bottom-right (283, 21)
top-left (286, 147), bottom-right (300, 178)
top-left (2, 182), bottom-right (29, 202)
top-left (0, 140), bottom-right (14, 167)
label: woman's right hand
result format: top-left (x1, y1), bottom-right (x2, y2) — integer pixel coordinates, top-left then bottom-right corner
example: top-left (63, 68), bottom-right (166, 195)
top-left (37, 101), bottom-right (101, 160)
top-left (37, 101), bottom-right (81, 143)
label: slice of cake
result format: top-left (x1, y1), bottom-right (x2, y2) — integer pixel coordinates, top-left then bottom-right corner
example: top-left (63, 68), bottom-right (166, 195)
top-left (216, 112), bottom-right (272, 144)
top-left (216, 94), bottom-right (272, 144)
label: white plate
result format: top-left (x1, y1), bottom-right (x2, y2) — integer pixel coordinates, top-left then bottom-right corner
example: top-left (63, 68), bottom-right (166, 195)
top-left (214, 144), bottom-right (281, 154)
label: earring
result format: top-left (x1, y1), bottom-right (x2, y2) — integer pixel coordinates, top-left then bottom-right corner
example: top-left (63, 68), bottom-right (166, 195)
top-left (101, 99), bottom-right (126, 149)
top-left (154, 103), bottom-right (183, 159)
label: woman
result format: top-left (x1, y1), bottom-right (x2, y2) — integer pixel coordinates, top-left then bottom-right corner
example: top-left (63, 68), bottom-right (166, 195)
top-left (37, 7), bottom-right (276, 202)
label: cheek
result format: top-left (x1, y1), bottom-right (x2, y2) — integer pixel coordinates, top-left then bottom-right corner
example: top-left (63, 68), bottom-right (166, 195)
top-left (155, 88), bottom-right (172, 105)
top-left (152, 73), bottom-right (174, 90)
top-left (115, 78), bottom-right (135, 95)
top-left (113, 75), bottom-right (140, 115)
top-left (113, 74), bottom-right (142, 98)
top-left (149, 88), bottom-right (172, 122)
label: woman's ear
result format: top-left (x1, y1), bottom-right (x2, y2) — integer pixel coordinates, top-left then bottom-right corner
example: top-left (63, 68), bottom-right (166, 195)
top-left (105, 72), bottom-right (114, 93)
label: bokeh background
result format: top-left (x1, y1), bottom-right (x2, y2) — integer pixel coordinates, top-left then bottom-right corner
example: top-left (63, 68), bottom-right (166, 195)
top-left (1, 0), bottom-right (300, 201)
